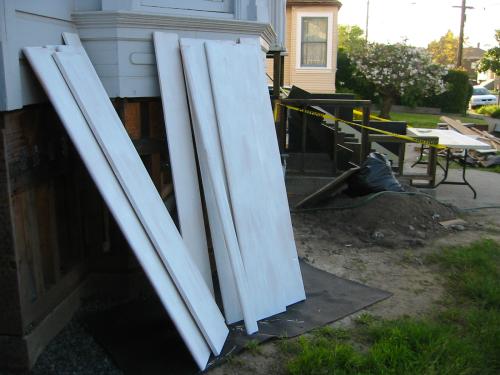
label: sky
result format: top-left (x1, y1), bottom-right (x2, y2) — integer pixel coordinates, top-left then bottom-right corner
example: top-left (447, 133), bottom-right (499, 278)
top-left (338, 0), bottom-right (499, 50)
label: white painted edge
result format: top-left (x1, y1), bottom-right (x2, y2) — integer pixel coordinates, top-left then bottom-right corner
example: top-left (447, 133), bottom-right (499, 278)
top-left (153, 32), bottom-right (213, 294)
top-left (62, 32), bottom-right (83, 47)
top-left (22, 46), bottom-right (210, 370)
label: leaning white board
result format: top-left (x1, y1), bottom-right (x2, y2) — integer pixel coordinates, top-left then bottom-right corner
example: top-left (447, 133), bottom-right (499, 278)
top-left (178, 38), bottom-right (241, 324)
top-left (205, 41), bottom-right (306, 307)
top-left (180, 38), bottom-right (258, 333)
top-left (53, 50), bottom-right (228, 355)
top-left (153, 32), bottom-right (213, 293)
top-left (22, 46), bottom-right (211, 369)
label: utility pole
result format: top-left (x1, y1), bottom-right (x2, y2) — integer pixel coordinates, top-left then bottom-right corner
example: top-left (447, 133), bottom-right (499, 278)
top-left (365, 0), bottom-right (370, 42)
top-left (453, 0), bottom-right (474, 67)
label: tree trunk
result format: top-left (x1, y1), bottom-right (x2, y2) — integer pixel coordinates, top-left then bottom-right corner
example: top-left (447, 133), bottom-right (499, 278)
top-left (379, 95), bottom-right (393, 119)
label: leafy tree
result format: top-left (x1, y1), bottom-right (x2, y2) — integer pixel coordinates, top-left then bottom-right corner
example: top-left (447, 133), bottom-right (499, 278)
top-left (352, 43), bottom-right (447, 118)
top-left (478, 30), bottom-right (500, 75)
top-left (338, 25), bottom-right (366, 55)
top-left (427, 30), bottom-right (459, 67)
top-left (336, 48), bottom-right (376, 99)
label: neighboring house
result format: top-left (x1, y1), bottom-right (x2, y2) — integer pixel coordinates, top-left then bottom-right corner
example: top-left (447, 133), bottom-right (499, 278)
top-left (463, 46), bottom-right (485, 83)
top-left (268, 0), bottom-right (341, 93)
top-left (463, 45), bottom-right (498, 89)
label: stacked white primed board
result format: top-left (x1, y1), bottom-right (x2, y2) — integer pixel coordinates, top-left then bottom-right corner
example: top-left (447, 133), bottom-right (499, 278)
top-left (22, 46), bottom-right (212, 370)
top-left (179, 37), bottom-right (258, 333)
top-left (53, 50), bottom-right (228, 355)
top-left (152, 32), bottom-right (213, 293)
top-left (204, 42), bottom-right (306, 307)
top-left (24, 31), bottom-right (307, 371)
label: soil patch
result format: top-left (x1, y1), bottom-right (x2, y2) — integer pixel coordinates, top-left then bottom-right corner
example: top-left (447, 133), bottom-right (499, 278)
top-left (293, 193), bottom-right (457, 249)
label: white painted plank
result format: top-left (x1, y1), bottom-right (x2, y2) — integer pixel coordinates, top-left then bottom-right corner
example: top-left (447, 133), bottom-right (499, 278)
top-left (204, 41), bottom-right (306, 307)
top-left (180, 38), bottom-right (258, 333)
top-left (181, 45), bottom-right (242, 324)
top-left (153, 32), bottom-right (213, 294)
top-left (52, 50), bottom-right (228, 355)
top-left (62, 32), bottom-right (83, 47)
top-left (22, 46), bottom-right (211, 370)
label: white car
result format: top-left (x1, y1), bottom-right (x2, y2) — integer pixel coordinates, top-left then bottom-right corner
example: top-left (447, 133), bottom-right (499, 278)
top-left (470, 86), bottom-right (497, 109)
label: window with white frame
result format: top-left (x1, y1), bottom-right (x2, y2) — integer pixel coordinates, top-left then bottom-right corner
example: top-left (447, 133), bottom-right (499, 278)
top-left (297, 12), bottom-right (333, 69)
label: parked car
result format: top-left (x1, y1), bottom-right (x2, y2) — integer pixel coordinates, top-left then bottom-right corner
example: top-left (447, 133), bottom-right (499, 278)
top-left (470, 86), bottom-right (497, 109)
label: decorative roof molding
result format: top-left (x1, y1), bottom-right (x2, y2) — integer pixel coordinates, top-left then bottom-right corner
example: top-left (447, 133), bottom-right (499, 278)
top-left (72, 10), bottom-right (277, 46)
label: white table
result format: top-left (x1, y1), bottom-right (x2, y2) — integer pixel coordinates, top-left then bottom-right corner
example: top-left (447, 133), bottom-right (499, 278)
top-left (407, 128), bottom-right (491, 198)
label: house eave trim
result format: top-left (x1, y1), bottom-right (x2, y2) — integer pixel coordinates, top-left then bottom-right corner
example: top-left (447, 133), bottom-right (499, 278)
top-left (72, 10), bottom-right (277, 46)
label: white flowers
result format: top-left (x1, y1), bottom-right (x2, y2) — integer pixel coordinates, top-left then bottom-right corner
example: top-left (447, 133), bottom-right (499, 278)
top-left (352, 42), bottom-right (448, 99)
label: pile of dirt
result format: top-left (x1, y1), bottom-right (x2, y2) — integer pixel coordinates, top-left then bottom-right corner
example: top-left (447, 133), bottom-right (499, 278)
top-left (292, 193), bottom-right (457, 249)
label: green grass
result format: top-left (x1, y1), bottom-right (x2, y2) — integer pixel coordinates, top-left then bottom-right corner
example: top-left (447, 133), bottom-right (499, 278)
top-left (284, 239), bottom-right (500, 375)
top-left (389, 112), bottom-right (487, 129)
top-left (478, 165), bottom-right (500, 174)
top-left (245, 339), bottom-right (263, 355)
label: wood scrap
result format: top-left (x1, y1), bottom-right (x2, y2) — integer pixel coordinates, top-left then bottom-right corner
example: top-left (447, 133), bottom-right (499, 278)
top-left (295, 167), bottom-right (360, 209)
top-left (439, 218), bottom-right (466, 229)
top-left (440, 116), bottom-right (477, 136)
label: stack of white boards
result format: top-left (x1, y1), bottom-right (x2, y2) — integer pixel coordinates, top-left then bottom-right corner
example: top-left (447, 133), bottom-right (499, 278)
top-left (23, 32), bottom-right (305, 370)
top-left (154, 30), bottom-right (306, 338)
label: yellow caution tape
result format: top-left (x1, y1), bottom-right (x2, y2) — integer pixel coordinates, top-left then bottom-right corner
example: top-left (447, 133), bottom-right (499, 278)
top-left (277, 103), bottom-right (446, 150)
top-left (353, 109), bottom-right (387, 122)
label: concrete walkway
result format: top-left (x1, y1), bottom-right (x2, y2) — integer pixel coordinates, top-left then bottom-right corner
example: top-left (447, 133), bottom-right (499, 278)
top-left (403, 144), bottom-right (500, 210)
top-left (428, 169), bottom-right (500, 210)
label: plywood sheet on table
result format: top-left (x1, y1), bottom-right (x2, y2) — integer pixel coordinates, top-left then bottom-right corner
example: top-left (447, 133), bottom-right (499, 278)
top-left (22, 46), bottom-right (211, 369)
top-left (52, 50), bottom-right (228, 355)
top-left (204, 42), bottom-right (306, 310)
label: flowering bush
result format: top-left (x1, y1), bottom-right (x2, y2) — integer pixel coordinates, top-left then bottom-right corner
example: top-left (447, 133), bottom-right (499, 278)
top-left (351, 43), bottom-right (447, 118)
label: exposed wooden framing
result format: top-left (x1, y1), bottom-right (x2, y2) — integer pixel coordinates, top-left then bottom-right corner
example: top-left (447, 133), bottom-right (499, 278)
top-left (368, 134), bottom-right (439, 187)
top-left (281, 98), bottom-right (372, 106)
top-left (361, 105), bottom-right (371, 161)
top-left (272, 51), bottom-right (282, 100)
top-left (301, 110), bottom-right (308, 172)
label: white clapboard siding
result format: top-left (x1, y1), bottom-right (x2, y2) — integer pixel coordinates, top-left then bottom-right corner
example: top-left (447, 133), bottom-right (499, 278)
top-left (22, 46), bottom-right (211, 370)
top-left (204, 41), bottom-right (306, 307)
top-left (180, 38), bottom-right (258, 334)
top-left (153, 32), bottom-right (213, 293)
top-left (52, 50), bottom-right (228, 355)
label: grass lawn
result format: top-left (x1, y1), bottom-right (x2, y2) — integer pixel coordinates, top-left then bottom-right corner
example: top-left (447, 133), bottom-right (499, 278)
top-left (282, 239), bottom-right (500, 374)
top-left (389, 112), bottom-right (487, 129)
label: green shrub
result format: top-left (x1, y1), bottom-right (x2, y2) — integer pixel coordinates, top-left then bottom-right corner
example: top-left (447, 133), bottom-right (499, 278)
top-left (438, 69), bottom-right (472, 114)
top-left (336, 48), bottom-right (377, 101)
top-left (476, 105), bottom-right (500, 118)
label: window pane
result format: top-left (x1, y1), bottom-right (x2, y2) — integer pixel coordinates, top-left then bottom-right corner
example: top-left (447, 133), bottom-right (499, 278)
top-left (302, 17), bottom-right (328, 42)
top-left (301, 42), bottom-right (327, 67)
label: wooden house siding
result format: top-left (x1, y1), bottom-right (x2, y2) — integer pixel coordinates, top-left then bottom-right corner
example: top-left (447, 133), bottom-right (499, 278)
top-left (267, 3), bottom-right (339, 93)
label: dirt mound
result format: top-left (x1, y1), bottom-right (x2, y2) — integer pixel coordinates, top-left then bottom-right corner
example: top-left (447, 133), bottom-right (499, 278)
top-left (292, 193), bottom-right (457, 249)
